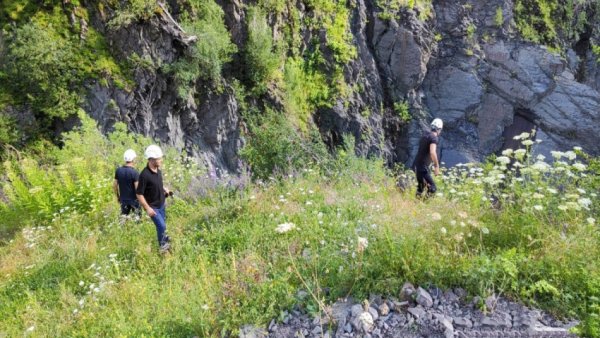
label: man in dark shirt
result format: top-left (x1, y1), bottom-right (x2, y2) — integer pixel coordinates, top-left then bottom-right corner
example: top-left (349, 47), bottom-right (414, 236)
top-left (411, 118), bottom-right (443, 198)
top-left (136, 145), bottom-right (172, 253)
top-left (113, 149), bottom-right (140, 215)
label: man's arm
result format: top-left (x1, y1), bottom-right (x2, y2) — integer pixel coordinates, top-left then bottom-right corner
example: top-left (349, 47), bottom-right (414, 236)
top-left (113, 179), bottom-right (120, 201)
top-left (137, 194), bottom-right (156, 217)
top-left (429, 143), bottom-right (440, 176)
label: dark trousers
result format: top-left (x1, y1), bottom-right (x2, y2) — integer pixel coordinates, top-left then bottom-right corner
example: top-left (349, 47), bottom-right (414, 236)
top-left (120, 200), bottom-right (140, 215)
top-left (416, 169), bottom-right (436, 197)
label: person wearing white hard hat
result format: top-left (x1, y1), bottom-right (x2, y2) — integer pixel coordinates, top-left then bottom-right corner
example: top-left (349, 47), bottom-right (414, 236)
top-left (136, 145), bottom-right (173, 253)
top-left (411, 118), bottom-right (443, 198)
top-left (113, 149), bottom-right (141, 215)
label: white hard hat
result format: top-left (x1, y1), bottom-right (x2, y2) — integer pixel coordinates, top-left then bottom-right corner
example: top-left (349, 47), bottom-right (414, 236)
top-left (431, 118), bottom-right (443, 130)
top-left (144, 144), bottom-right (163, 159)
top-left (123, 149), bottom-right (137, 162)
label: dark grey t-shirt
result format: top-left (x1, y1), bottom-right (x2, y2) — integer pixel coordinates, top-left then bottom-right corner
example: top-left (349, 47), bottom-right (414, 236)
top-left (412, 131), bottom-right (439, 171)
top-left (115, 166), bottom-right (139, 203)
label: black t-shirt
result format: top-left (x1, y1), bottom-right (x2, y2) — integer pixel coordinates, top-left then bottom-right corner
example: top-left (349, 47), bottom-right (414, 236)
top-left (412, 131), bottom-right (439, 171)
top-left (114, 166), bottom-right (139, 203)
top-left (136, 166), bottom-right (165, 208)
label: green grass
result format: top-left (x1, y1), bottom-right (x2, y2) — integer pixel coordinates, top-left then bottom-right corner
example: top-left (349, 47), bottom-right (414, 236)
top-left (0, 121), bottom-right (599, 336)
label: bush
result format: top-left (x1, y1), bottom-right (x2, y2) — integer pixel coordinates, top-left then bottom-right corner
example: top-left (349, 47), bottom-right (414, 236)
top-left (239, 108), bottom-right (328, 180)
top-left (166, 0), bottom-right (236, 98)
top-left (244, 6), bottom-right (281, 94)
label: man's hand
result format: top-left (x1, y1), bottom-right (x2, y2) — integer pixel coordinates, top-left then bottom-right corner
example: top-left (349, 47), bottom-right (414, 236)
top-left (146, 207), bottom-right (156, 217)
top-left (434, 166), bottom-right (440, 176)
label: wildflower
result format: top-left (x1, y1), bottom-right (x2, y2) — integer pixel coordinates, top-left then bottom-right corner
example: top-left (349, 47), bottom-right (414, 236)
top-left (565, 151), bottom-right (576, 160)
top-left (533, 193), bottom-right (544, 199)
top-left (558, 205), bottom-right (568, 211)
top-left (572, 163), bottom-right (586, 171)
top-left (547, 188), bottom-right (558, 194)
top-left (481, 227), bottom-right (490, 234)
top-left (578, 198), bottom-right (592, 209)
top-left (357, 237), bottom-right (369, 253)
top-left (201, 304), bottom-right (209, 311)
top-left (514, 149), bottom-right (527, 159)
top-left (531, 162), bottom-right (550, 172)
top-left (566, 202), bottom-right (581, 210)
top-left (522, 140), bottom-right (534, 146)
top-left (25, 326), bottom-right (35, 333)
top-left (440, 227), bottom-right (447, 235)
top-left (450, 220), bottom-right (457, 226)
top-left (573, 146), bottom-right (582, 151)
top-left (79, 281), bottom-right (85, 287)
top-left (536, 154), bottom-right (545, 161)
top-left (431, 213), bottom-right (442, 221)
top-left (533, 205), bottom-right (544, 211)
top-left (514, 132), bottom-right (530, 140)
top-left (502, 149), bottom-right (514, 156)
top-left (587, 218), bottom-right (596, 225)
top-left (551, 151), bottom-right (564, 159)
top-left (275, 223), bottom-right (296, 234)
top-left (305, 201), bottom-right (313, 206)
top-left (496, 156), bottom-right (511, 165)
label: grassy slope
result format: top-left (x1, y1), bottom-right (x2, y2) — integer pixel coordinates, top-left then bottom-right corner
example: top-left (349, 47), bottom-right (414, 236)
top-left (1, 140), bottom-right (599, 336)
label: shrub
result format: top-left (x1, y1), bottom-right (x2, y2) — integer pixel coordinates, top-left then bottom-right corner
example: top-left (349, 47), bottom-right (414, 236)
top-left (166, 0), bottom-right (236, 98)
top-left (244, 6), bottom-right (281, 94)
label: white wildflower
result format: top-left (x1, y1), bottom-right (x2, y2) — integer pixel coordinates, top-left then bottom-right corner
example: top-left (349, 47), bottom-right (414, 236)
top-left (547, 188), bottom-right (558, 194)
top-left (558, 205), bottom-right (568, 211)
top-left (551, 151), bottom-right (564, 159)
top-left (536, 154), bottom-right (546, 161)
top-left (201, 304), bottom-right (209, 310)
top-left (25, 326), bottom-right (35, 333)
top-left (533, 193), bottom-right (544, 199)
top-left (79, 281), bottom-right (84, 287)
top-left (440, 227), bottom-right (447, 235)
top-left (357, 237), bottom-right (369, 253)
top-left (578, 198), bottom-right (592, 209)
top-left (522, 140), bottom-right (534, 146)
top-left (573, 146), bottom-right (582, 151)
top-left (566, 202), bottom-right (581, 211)
top-left (481, 227), bottom-right (490, 234)
top-left (587, 218), bottom-right (596, 225)
top-left (496, 156), bottom-right (511, 165)
top-left (502, 149), bottom-right (514, 156)
top-left (565, 151), bottom-right (577, 160)
top-left (531, 161), bottom-right (550, 172)
top-left (572, 163), bottom-right (587, 171)
top-left (275, 222), bottom-right (296, 234)
top-left (431, 212), bottom-right (442, 221)
top-left (514, 149), bottom-right (527, 159)
top-left (533, 205), bottom-right (544, 211)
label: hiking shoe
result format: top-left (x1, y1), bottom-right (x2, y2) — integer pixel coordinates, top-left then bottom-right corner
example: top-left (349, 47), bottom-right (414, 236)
top-left (159, 243), bottom-right (171, 254)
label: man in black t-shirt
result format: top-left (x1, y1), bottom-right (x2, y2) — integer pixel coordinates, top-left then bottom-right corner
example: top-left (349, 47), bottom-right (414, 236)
top-left (113, 149), bottom-right (140, 215)
top-left (411, 118), bottom-right (443, 198)
top-left (136, 145), bottom-right (172, 253)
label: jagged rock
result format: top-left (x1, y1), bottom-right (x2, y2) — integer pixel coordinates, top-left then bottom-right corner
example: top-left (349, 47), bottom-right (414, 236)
top-left (480, 311), bottom-right (513, 328)
top-left (416, 287), bottom-right (434, 308)
top-left (453, 317), bottom-right (473, 328)
top-left (351, 311), bottom-right (374, 333)
top-left (407, 306), bottom-right (426, 319)
top-left (378, 302), bottom-right (390, 316)
top-left (239, 325), bottom-right (267, 338)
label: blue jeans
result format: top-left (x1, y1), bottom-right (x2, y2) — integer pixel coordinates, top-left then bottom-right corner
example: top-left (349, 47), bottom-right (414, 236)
top-left (150, 204), bottom-right (168, 246)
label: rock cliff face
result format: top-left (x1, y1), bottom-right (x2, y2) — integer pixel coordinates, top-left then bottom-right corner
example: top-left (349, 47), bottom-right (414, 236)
top-left (83, 0), bottom-right (600, 172)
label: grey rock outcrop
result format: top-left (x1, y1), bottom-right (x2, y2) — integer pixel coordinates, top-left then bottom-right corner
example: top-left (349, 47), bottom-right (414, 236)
top-left (77, 0), bottom-right (599, 173)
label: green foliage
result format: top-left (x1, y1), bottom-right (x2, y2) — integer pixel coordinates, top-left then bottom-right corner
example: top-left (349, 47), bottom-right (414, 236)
top-left (513, 0), bottom-right (598, 48)
top-left (375, 0), bottom-right (433, 21)
top-left (166, 0), bottom-right (236, 99)
top-left (239, 108), bottom-right (328, 180)
top-left (0, 3), bottom-right (129, 143)
top-left (393, 101), bottom-right (411, 123)
top-left (593, 44), bottom-right (600, 63)
top-left (494, 7), bottom-right (504, 27)
top-left (244, 6), bottom-right (281, 94)
top-left (108, 0), bottom-right (159, 29)
top-left (283, 57), bottom-right (331, 130)
top-left (0, 113), bottom-right (19, 146)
